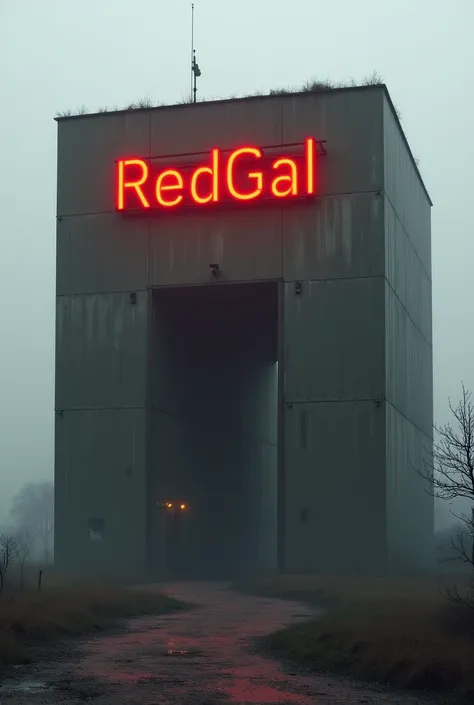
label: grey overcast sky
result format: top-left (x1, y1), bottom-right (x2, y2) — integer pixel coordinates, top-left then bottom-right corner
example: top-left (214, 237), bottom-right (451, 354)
top-left (1, 0), bottom-right (472, 526)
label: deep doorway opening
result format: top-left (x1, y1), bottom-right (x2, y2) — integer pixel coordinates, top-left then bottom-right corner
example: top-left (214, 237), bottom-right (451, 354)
top-left (150, 281), bottom-right (280, 580)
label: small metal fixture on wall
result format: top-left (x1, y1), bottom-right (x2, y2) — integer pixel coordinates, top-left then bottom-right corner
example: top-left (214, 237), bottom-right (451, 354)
top-left (130, 291), bottom-right (137, 305)
top-left (209, 263), bottom-right (220, 279)
top-left (295, 281), bottom-right (302, 295)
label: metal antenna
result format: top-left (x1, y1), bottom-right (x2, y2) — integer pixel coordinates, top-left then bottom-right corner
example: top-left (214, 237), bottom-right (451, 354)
top-left (191, 3), bottom-right (201, 103)
top-left (190, 3), bottom-right (194, 99)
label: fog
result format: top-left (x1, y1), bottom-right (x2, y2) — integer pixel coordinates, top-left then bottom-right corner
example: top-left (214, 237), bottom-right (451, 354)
top-left (1, 0), bottom-right (472, 530)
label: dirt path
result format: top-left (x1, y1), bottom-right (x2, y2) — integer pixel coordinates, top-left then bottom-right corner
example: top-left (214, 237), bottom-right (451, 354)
top-left (0, 582), bottom-right (443, 704)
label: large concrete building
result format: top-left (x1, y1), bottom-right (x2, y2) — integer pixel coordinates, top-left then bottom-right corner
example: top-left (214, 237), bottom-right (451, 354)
top-left (54, 84), bottom-right (434, 580)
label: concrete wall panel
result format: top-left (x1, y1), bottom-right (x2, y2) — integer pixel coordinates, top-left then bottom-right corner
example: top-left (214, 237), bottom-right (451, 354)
top-left (150, 98), bottom-right (282, 156)
top-left (55, 291), bottom-right (147, 409)
top-left (385, 197), bottom-right (432, 344)
top-left (284, 278), bottom-right (385, 403)
top-left (383, 97), bottom-right (431, 276)
top-left (283, 400), bottom-right (386, 573)
top-left (383, 94), bottom-right (433, 572)
top-left (54, 408), bottom-right (147, 576)
top-left (282, 89), bottom-right (384, 196)
top-left (283, 192), bottom-right (384, 282)
top-left (385, 283), bottom-right (433, 438)
top-left (386, 404), bottom-right (434, 571)
top-left (56, 214), bottom-right (149, 295)
top-left (57, 111), bottom-right (150, 217)
top-left (150, 208), bottom-right (282, 286)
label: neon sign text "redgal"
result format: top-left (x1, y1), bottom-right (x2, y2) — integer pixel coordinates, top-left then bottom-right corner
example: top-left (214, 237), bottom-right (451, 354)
top-left (116, 138), bottom-right (317, 212)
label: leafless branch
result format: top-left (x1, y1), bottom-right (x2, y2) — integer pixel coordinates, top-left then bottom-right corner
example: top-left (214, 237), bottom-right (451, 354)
top-left (416, 384), bottom-right (474, 571)
top-left (417, 384), bottom-right (474, 500)
top-left (442, 582), bottom-right (474, 612)
top-left (15, 529), bottom-right (31, 588)
top-left (0, 533), bottom-right (19, 595)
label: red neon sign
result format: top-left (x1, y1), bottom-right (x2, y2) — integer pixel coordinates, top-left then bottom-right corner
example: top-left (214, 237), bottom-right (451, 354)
top-left (116, 138), bottom-right (318, 213)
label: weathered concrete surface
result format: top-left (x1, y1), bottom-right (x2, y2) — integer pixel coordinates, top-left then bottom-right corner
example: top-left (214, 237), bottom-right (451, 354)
top-left (0, 583), bottom-right (442, 704)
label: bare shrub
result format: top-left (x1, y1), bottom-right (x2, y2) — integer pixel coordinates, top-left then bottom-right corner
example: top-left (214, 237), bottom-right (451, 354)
top-left (15, 530), bottom-right (31, 588)
top-left (416, 384), bottom-right (474, 569)
top-left (416, 384), bottom-right (474, 612)
top-left (0, 534), bottom-right (19, 595)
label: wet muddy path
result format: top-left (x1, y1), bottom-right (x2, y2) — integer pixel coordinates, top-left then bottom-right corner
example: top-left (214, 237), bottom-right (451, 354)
top-left (0, 582), bottom-right (443, 704)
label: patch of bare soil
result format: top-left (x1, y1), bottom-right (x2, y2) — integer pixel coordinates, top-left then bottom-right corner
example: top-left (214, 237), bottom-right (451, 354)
top-left (0, 582), bottom-right (445, 704)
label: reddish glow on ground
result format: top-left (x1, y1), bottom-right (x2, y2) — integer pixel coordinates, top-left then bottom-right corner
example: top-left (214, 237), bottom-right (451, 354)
top-left (72, 584), bottom-right (343, 703)
top-left (116, 138), bottom-right (317, 212)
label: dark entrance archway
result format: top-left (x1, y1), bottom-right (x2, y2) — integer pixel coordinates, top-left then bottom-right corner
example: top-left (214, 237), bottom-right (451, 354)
top-left (149, 281), bottom-right (282, 579)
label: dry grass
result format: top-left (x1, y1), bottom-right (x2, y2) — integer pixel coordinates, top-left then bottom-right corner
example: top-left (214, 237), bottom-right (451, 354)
top-left (237, 573), bottom-right (474, 700)
top-left (56, 72), bottom-right (387, 118)
top-left (238, 571), bottom-right (467, 604)
top-left (0, 581), bottom-right (187, 671)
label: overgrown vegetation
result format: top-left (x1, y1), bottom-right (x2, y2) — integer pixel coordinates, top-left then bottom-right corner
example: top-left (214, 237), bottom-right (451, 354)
top-left (0, 535), bottom-right (18, 595)
top-left (417, 383), bottom-right (474, 615)
top-left (418, 385), bottom-right (474, 573)
top-left (55, 71), bottom-right (388, 118)
top-left (238, 573), bottom-right (474, 700)
top-left (0, 577), bottom-right (187, 672)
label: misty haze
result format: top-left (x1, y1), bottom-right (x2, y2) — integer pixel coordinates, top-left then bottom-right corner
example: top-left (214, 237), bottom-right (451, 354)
top-left (1, 0), bottom-right (474, 702)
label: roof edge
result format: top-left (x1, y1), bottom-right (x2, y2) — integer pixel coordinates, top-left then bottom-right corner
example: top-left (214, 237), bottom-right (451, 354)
top-left (380, 85), bottom-right (432, 206)
top-left (54, 83), bottom-right (432, 205)
top-left (53, 83), bottom-right (383, 122)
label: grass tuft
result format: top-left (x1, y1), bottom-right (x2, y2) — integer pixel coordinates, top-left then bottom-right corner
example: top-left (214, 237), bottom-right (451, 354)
top-left (268, 87), bottom-right (295, 96)
top-left (0, 583), bottom-right (187, 672)
top-left (136, 96), bottom-right (154, 109)
top-left (238, 573), bottom-right (474, 699)
top-left (175, 94), bottom-right (194, 104)
top-left (362, 70), bottom-right (384, 86)
top-left (56, 71), bottom-right (387, 118)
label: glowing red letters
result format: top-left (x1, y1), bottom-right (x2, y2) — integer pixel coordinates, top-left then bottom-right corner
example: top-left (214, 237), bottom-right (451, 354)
top-left (116, 138), bottom-right (316, 212)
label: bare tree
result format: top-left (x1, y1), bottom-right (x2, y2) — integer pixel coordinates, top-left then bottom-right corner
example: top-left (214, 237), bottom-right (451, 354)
top-left (15, 529), bottom-right (31, 588)
top-left (435, 522), bottom-right (471, 570)
top-left (416, 383), bottom-right (474, 569)
top-left (9, 481), bottom-right (54, 563)
top-left (0, 533), bottom-right (19, 595)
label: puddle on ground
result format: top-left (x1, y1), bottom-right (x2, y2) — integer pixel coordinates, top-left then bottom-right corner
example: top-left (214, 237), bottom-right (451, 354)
top-left (164, 649), bottom-right (200, 656)
top-left (0, 680), bottom-right (51, 695)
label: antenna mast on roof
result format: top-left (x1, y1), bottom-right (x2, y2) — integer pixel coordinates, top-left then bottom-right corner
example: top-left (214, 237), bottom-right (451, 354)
top-left (191, 3), bottom-right (201, 103)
